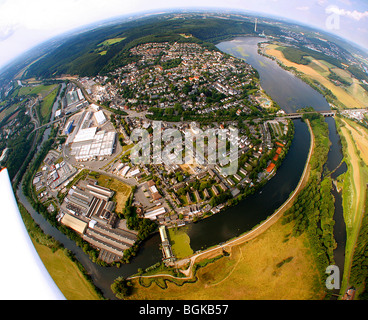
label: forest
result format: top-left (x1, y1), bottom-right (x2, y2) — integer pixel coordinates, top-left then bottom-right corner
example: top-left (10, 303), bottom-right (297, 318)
top-left (24, 15), bottom-right (281, 79)
top-left (2, 109), bottom-right (35, 180)
top-left (277, 45), bottom-right (344, 69)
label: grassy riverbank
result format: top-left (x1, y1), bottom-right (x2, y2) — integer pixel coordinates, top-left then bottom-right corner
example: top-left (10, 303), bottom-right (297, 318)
top-left (128, 218), bottom-right (323, 300)
top-left (32, 242), bottom-right (102, 300)
top-left (18, 201), bottom-right (104, 300)
top-left (263, 43), bottom-right (368, 110)
top-left (335, 117), bottom-right (368, 297)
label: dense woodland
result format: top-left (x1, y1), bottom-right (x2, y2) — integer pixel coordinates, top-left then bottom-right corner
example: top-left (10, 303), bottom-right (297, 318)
top-left (24, 16), bottom-right (281, 79)
top-left (277, 46), bottom-right (345, 69)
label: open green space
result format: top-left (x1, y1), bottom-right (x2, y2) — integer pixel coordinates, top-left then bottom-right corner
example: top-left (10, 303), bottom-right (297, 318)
top-left (18, 84), bottom-right (58, 98)
top-left (167, 227), bottom-right (193, 259)
top-left (38, 85), bottom-right (59, 123)
top-left (98, 37), bottom-right (127, 47)
top-left (33, 242), bottom-right (102, 300)
top-left (128, 217), bottom-right (324, 300)
top-left (335, 118), bottom-right (368, 297)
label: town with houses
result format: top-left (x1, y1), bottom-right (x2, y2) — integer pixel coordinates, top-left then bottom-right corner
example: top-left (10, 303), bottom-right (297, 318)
top-left (4, 39), bottom-right (364, 265)
top-left (21, 41), bottom-right (294, 263)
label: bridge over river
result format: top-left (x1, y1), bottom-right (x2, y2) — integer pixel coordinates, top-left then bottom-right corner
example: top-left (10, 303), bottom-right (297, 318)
top-left (276, 110), bottom-right (337, 120)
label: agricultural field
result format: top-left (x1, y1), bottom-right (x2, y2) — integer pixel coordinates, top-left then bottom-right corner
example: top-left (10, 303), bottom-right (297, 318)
top-left (0, 101), bottom-right (21, 121)
top-left (38, 85), bottom-right (60, 122)
top-left (264, 44), bottom-right (368, 110)
top-left (95, 37), bottom-right (127, 56)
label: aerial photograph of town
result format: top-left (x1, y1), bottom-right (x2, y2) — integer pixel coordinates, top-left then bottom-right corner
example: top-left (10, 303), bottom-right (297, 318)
top-left (0, 0), bottom-right (368, 312)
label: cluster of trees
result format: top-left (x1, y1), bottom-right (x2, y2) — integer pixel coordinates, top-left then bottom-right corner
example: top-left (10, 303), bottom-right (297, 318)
top-left (111, 277), bottom-right (133, 299)
top-left (349, 188), bottom-right (368, 299)
top-left (118, 187), bottom-right (158, 264)
top-left (4, 110), bottom-right (35, 180)
top-left (18, 201), bottom-right (62, 252)
top-left (282, 115), bottom-right (336, 289)
top-left (347, 65), bottom-right (368, 83)
top-left (279, 47), bottom-right (310, 65)
top-left (209, 190), bottom-right (232, 207)
top-left (328, 71), bottom-right (351, 87)
top-left (279, 45), bottom-right (344, 69)
top-left (161, 57), bottom-right (182, 70)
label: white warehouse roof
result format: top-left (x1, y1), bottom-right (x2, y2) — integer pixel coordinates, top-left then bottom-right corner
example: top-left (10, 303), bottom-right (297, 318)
top-left (71, 130), bottom-right (116, 161)
top-left (94, 110), bottom-right (106, 125)
top-left (73, 127), bottom-right (97, 143)
top-left (145, 207), bottom-right (166, 220)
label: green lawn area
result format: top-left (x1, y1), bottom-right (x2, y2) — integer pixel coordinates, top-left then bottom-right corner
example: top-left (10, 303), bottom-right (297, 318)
top-left (0, 102), bottom-right (21, 121)
top-left (39, 85), bottom-right (60, 123)
top-left (167, 227), bottom-right (193, 259)
top-left (95, 173), bottom-right (132, 213)
top-left (33, 242), bottom-right (102, 300)
top-left (18, 84), bottom-right (58, 98)
top-left (98, 37), bottom-right (126, 47)
top-left (122, 143), bottom-right (134, 154)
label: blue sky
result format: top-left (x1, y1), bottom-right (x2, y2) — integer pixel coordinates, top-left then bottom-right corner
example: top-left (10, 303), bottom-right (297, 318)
top-left (0, 0), bottom-right (367, 70)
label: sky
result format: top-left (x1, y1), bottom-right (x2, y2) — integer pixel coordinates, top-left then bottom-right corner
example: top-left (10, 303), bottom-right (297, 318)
top-left (0, 0), bottom-right (367, 70)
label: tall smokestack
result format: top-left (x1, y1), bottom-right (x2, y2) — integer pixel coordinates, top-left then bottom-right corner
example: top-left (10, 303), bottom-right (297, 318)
top-left (255, 18), bottom-right (258, 33)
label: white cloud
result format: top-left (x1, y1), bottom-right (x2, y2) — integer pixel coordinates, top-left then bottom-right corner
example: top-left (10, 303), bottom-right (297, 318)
top-left (297, 6), bottom-right (310, 11)
top-left (326, 5), bottom-right (368, 21)
top-left (0, 0), bottom-right (139, 34)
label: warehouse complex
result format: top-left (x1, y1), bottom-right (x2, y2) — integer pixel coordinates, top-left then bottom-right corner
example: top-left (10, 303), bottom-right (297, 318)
top-left (64, 107), bottom-right (116, 161)
top-left (58, 179), bottom-right (137, 263)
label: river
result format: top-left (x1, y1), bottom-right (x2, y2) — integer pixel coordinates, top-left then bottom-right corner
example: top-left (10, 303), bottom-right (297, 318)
top-left (16, 37), bottom-right (346, 299)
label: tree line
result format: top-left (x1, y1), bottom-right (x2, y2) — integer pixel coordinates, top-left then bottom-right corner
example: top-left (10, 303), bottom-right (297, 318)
top-left (282, 115), bottom-right (336, 296)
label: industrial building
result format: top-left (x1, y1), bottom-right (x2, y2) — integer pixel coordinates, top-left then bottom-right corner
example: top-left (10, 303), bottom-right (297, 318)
top-left (159, 226), bottom-right (175, 263)
top-left (120, 165), bottom-right (130, 177)
top-left (70, 129), bottom-right (116, 161)
top-left (65, 109), bottom-right (116, 161)
top-left (94, 110), bottom-right (106, 125)
top-left (58, 179), bottom-right (137, 263)
top-left (144, 206), bottom-right (166, 220)
top-left (146, 180), bottom-right (162, 201)
top-left (64, 120), bottom-right (74, 135)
